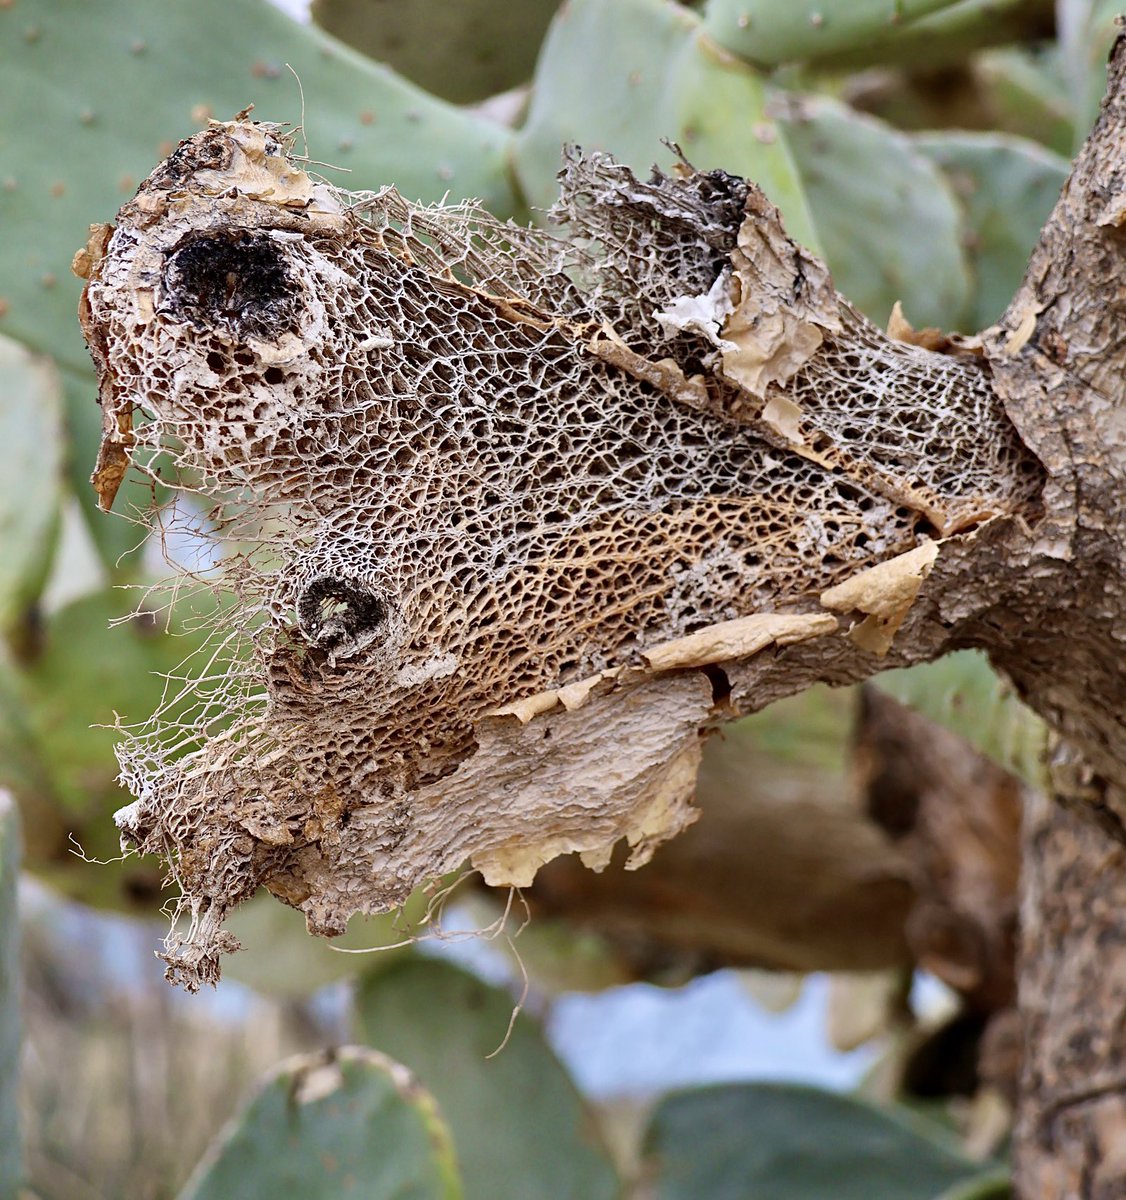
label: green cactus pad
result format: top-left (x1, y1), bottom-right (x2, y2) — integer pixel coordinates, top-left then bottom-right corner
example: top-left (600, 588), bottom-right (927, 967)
top-left (222, 886), bottom-right (432, 998)
top-left (0, 337), bottom-right (63, 637)
top-left (0, 587), bottom-right (219, 909)
top-left (700, 0), bottom-right (961, 66)
top-left (785, 0), bottom-right (1055, 71)
top-left (179, 1046), bottom-right (461, 1200)
top-left (777, 94), bottom-right (971, 328)
top-left (838, 44), bottom-right (1072, 157)
top-left (514, 0), bottom-right (819, 251)
top-left (642, 1082), bottom-right (996, 1199)
top-left (312, 0), bottom-right (559, 104)
top-left (357, 957), bottom-right (620, 1200)
top-left (973, 49), bottom-right (1075, 158)
top-left (913, 131), bottom-right (1066, 331)
top-left (1061, 0), bottom-right (1121, 154)
top-left (935, 1170), bottom-right (1013, 1200)
top-left (875, 650), bottom-right (1048, 793)
top-left (17, 589), bottom-right (218, 816)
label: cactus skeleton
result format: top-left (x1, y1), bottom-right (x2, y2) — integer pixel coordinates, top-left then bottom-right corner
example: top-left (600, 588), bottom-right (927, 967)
top-left (77, 120), bottom-right (1041, 988)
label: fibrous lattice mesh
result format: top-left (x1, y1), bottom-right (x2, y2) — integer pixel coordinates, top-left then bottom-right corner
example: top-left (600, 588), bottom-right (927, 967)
top-left (77, 122), bottom-right (1041, 987)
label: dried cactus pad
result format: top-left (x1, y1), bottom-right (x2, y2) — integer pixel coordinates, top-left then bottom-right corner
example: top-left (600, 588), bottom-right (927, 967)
top-left (76, 121), bottom-right (1040, 989)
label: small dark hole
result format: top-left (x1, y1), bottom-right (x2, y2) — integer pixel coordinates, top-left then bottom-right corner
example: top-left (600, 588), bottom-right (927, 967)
top-left (702, 663), bottom-right (732, 705)
top-left (206, 351), bottom-right (226, 372)
top-left (297, 575), bottom-right (388, 654)
top-left (264, 366), bottom-right (285, 385)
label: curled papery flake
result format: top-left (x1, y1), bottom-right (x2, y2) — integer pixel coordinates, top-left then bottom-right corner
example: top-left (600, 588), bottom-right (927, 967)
top-left (76, 126), bottom-right (1041, 987)
top-left (718, 189), bottom-right (843, 399)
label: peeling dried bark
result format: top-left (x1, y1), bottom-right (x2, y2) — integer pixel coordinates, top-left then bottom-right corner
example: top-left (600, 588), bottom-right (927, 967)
top-left (974, 40), bottom-right (1126, 829)
top-left (967, 43), bottom-right (1126, 1192)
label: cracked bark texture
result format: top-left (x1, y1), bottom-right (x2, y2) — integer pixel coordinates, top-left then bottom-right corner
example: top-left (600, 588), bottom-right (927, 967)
top-left (1016, 789), bottom-right (1126, 1199)
top-left (969, 37), bottom-right (1126, 1195)
top-left (870, 35), bottom-right (1126, 1192)
top-left (896, 34), bottom-right (1126, 1192)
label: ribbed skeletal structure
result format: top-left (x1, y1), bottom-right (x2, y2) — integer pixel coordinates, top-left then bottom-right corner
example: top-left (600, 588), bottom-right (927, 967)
top-left (77, 123), bottom-right (1040, 986)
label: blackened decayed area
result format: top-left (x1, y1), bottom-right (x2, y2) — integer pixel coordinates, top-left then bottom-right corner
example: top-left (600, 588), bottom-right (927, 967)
top-left (147, 127), bottom-right (231, 191)
top-left (297, 575), bottom-right (390, 655)
top-left (161, 232), bottom-right (297, 340)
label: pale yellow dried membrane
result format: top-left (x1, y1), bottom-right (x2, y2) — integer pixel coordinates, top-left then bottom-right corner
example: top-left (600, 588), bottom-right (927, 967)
top-left (462, 674), bottom-right (710, 888)
top-left (886, 301), bottom-right (951, 352)
top-left (760, 395), bottom-right (807, 446)
top-left (1005, 306), bottom-right (1041, 356)
top-left (642, 612), bottom-right (837, 671)
top-left (489, 668), bottom-right (622, 723)
top-left (194, 120), bottom-right (340, 212)
top-left (719, 191), bottom-right (843, 398)
top-left (820, 541), bottom-right (941, 655)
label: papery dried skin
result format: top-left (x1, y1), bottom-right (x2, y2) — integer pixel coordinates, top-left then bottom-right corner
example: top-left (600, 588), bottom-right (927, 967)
top-left (78, 123), bottom-right (1041, 987)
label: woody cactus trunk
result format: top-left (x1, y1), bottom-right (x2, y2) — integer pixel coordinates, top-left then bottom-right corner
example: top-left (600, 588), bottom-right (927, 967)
top-left (74, 22), bottom-right (1126, 1200)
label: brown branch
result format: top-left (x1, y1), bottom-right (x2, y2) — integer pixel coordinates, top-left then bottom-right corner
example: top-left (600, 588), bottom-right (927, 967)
top-left (1014, 789), bottom-right (1126, 1199)
top-left (976, 30), bottom-right (1126, 820)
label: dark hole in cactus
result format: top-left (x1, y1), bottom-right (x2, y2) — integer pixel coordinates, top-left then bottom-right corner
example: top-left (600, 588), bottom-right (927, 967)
top-left (162, 232), bottom-right (296, 341)
top-left (297, 575), bottom-right (389, 654)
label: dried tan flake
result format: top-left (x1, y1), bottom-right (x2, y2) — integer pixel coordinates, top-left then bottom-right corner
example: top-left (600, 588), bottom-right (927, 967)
top-left (820, 541), bottom-right (940, 655)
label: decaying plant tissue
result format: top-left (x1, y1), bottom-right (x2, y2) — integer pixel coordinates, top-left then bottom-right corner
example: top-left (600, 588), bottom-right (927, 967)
top-left (75, 119), bottom-right (1040, 988)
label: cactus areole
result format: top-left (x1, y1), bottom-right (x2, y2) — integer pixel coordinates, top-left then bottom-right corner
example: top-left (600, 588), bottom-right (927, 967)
top-left (75, 101), bottom-right (1126, 990)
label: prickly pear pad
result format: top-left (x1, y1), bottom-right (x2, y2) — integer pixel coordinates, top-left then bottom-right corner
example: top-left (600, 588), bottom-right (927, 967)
top-left (77, 121), bottom-right (1039, 987)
